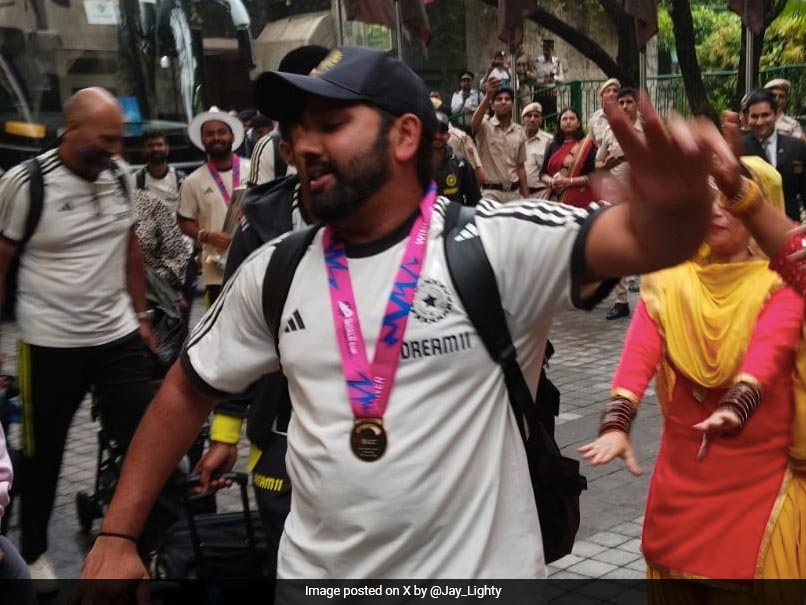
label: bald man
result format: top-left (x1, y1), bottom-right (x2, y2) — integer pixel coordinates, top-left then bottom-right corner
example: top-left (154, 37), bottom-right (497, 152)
top-left (0, 87), bottom-right (159, 586)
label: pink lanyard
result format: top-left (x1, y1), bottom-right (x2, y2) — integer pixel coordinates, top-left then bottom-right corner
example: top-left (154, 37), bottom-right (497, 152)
top-left (323, 186), bottom-right (436, 421)
top-left (207, 155), bottom-right (240, 206)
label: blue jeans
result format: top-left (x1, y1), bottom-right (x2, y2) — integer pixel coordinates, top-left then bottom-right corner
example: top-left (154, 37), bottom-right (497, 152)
top-left (0, 535), bottom-right (36, 605)
top-left (0, 535), bottom-right (30, 579)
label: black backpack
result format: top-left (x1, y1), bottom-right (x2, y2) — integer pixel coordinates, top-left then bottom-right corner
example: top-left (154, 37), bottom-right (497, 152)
top-left (2, 157), bottom-right (129, 321)
top-left (260, 201), bottom-right (587, 564)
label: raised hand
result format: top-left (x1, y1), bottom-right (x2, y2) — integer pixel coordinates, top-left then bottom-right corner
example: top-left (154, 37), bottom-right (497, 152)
top-left (484, 76), bottom-right (501, 98)
top-left (605, 94), bottom-right (711, 217)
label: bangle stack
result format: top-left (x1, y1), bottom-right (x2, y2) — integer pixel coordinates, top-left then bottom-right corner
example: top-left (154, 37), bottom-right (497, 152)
top-left (719, 177), bottom-right (762, 216)
top-left (599, 397), bottom-right (637, 435)
top-left (716, 380), bottom-right (762, 433)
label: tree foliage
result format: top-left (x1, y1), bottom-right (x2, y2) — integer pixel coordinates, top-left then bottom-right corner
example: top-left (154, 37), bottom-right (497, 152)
top-left (659, 2), bottom-right (806, 72)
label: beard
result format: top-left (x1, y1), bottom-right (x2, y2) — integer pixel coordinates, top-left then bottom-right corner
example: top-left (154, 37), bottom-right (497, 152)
top-left (306, 126), bottom-right (390, 223)
top-left (145, 151), bottom-right (168, 164)
top-left (205, 142), bottom-right (232, 161)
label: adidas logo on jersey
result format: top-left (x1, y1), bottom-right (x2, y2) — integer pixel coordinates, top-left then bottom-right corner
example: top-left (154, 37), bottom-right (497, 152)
top-left (284, 310), bottom-right (306, 333)
top-left (203, 186), bottom-right (215, 195)
top-left (453, 222), bottom-right (479, 242)
top-left (58, 202), bottom-right (73, 212)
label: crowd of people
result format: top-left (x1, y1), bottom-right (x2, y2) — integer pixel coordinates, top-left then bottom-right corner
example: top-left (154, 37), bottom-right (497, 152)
top-left (0, 40), bottom-right (803, 602)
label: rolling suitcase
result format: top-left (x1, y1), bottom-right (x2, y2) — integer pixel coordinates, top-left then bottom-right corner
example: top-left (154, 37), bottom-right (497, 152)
top-left (151, 471), bottom-right (268, 580)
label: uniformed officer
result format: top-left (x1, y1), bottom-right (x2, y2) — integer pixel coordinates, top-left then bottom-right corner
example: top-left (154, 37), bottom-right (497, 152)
top-left (534, 38), bottom-right (564, 120)
top-left (764, 79), bottom-right (805, 141)
top-left (433, 112), bottom-right (480, 206)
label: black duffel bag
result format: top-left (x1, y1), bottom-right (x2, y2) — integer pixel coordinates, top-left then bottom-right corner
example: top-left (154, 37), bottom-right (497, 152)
top-left (443, 203), bottom-right (587, 563)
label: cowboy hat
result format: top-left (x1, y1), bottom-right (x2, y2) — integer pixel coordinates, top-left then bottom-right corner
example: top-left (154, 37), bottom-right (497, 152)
top-left (188, 106), bottom-right (244, 152)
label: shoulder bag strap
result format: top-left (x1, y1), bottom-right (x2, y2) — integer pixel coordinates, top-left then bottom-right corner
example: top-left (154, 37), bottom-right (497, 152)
top-left (21, 157), bottom-right (44, 245)
top-left (262, 225), bottom-right (322, 349)
top-left (443, 201), bottom-right (553, 452)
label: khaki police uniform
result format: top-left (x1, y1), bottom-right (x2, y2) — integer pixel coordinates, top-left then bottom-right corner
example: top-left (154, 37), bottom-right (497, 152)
top-left (475, 115), bottom-right (526, 203)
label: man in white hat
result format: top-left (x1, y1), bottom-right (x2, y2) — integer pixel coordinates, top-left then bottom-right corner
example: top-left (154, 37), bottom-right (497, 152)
top-left (521, 101), bottom-right (552, 196)
top-left (588, 77), bottom-right (620, 147)
top-left (178, 107), bottom-right (250, 305)
top-left (764, 78), bottom-right (804, 141)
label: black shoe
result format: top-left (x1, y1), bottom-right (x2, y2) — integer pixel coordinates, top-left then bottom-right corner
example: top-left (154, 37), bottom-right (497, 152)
top-left (606, 303), bottom-right (630, 320)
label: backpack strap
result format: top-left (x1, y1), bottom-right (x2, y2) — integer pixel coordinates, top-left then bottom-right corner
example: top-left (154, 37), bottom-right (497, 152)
top-left (262, 225), bottom-right (322, 349)
top-left (442, 202), bottom-right (553, 452)
top-left (21, 157), bottom-right (44, 246)
top-left (109, 160), bottom-right (130, 202)
top-left (135, 167), bottom-right (146, 190)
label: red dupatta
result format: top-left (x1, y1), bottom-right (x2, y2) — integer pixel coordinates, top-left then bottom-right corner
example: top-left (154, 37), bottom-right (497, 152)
top-left (546, 138), bottom-right (596, 207)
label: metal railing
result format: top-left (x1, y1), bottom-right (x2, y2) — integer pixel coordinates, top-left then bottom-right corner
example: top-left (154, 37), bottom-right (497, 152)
top-left (541, 63), bottom-right (806, 131)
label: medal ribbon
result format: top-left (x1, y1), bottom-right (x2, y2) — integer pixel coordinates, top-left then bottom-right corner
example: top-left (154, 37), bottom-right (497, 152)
top-left (324, 185), bottom-right (437, 420)
top-left (207, 155), bottom-right (240, 206)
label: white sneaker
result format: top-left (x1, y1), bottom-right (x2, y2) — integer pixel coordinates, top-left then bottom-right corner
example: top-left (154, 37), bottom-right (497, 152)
top-left (28, 554), bottom-right (59, 594)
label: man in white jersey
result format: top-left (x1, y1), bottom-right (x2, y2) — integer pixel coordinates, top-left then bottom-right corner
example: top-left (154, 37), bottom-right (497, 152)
top-left (0, 88), bottom-right (158, 585)
top-left (134, 129), bottom-right (186, 214)
top-left (178, 107), bottom-right (250, 305)
top-left (81, 46), bottom-right (716, 585)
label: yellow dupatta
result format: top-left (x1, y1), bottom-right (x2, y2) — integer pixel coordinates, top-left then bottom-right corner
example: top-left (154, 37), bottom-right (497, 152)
top-left (741, 155), bottom-right (785, 215)
top-left (641, 261), bottom-right (784, 410)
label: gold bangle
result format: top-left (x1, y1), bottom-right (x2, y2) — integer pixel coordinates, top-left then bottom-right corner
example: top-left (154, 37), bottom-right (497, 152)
top-left (719, 177), bottom-right (762, 216)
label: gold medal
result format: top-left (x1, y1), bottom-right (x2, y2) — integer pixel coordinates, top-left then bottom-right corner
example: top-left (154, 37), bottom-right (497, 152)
top-left (350, 418), bottom-right (387, 462)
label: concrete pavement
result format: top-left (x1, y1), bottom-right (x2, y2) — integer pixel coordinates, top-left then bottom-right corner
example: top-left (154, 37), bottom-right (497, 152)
top-left (0, 291), bottom-right (658, 579)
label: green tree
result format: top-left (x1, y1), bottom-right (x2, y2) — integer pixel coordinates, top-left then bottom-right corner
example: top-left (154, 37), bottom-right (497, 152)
top-left (660, 1), bottom-right (805, 111)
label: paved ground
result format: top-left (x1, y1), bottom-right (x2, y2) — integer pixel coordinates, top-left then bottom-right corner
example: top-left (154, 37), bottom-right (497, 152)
top-left (1, 290), bottom-right (659, 580)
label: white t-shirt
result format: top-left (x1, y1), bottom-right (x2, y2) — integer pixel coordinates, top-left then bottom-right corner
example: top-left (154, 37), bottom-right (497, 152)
top-left (182, 196), bottom-right (609, 579)
top-left (0, 150), bottom-right (138, 347)
top-left (178, 157), bottom-right (250, 286)
top-left (141, 167), bottom-right (182, 214)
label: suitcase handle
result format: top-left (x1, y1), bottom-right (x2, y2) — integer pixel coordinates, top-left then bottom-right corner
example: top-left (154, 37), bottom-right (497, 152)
top-left (180, 471), bottom-right (249, 492)
top-left (178, 471), bottom-right (259, 577)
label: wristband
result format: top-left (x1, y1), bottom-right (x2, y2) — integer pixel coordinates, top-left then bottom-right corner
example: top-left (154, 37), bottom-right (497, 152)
top-left (96, 531), bottom-right (138, 543)
top-left (719, 177), bottom-right (762, 216)
top-left (197, 229), bottom-right (208, 243)
top-left (135, 310), bottom-right (154, 321)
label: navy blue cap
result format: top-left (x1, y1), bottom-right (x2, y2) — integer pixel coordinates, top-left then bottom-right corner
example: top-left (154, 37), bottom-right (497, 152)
top-left (255, 46), bottom-right (438, 137)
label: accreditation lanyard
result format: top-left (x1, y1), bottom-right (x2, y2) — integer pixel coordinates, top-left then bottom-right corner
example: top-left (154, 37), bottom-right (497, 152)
top-left (207, 155), bottom-right (240, 206)
top-left (323, 185), bottom-right (437, 421)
